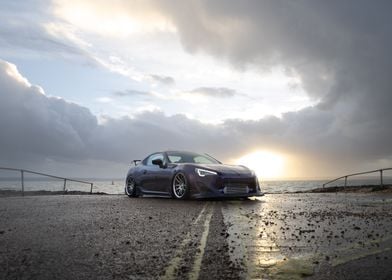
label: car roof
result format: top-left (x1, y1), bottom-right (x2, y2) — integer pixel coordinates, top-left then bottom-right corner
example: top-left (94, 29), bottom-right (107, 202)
top-left (164, 150), bottom-right (197, 154)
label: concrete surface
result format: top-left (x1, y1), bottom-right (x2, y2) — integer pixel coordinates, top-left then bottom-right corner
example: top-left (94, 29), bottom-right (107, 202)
top-left (0, 193), bottom-right (391, 279)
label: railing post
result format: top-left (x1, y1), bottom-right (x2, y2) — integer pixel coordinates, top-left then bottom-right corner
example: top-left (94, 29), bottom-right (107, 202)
top-left (21, 170), bottom-right (24, 196)
top-left (63, 179), bottom-right (67, 193)
top-left (380, 169), bottom-right (383, 188)
top-left (0, 167), bottom-right (95, 195)
top-left (344, 176), bottom-right (347, 188)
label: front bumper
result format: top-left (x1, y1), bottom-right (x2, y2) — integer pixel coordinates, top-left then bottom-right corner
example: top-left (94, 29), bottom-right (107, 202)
top-left (188, 173), bottom-right (264, 199)
top-left (191, 190), bottom-right (264, 199)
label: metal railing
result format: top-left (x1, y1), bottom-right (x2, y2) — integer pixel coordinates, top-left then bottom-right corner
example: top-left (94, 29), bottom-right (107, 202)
top-left (323, 167), bottom-right (392, 188)
top-left (0, 167), bottom-right (93, 195)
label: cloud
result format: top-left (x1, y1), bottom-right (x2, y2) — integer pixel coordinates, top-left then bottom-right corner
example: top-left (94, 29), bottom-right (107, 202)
top-left (1, 1), bottom-right (392, 177)
top-left (187, 87), bottom-right (238, 98)
top-left (112, 89), bottom-right (151, 97)
top-left (149, 74), bottom-right (175, 85)
top-left (154, 1), bottom-right (392, 163)
top-left (0, 59), bottom-right (98, 164)
top-left (43, 1), bottom-right (392, 125)
top-left (1, 59), bottom-right (392, 178)
top-left (0, 60), bottom-right (235, 176)
top-left (156, 1), bottom-right (392, 104)
top-left (0, 1), bottom-right (96, 64)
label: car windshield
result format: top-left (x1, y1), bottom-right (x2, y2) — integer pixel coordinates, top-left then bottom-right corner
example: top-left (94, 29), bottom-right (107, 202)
top-left (167, 151), bottom-right (220, 164)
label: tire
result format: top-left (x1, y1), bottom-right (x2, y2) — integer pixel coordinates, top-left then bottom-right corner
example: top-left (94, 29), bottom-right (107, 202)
top-left (125, 177), bottom-right (138, 197)
top-left (172, 172), bottom-right (190, 199)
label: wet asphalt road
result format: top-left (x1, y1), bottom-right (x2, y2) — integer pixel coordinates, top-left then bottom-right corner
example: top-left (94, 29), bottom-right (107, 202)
top-left (0, 193), bottom-right (392, 280)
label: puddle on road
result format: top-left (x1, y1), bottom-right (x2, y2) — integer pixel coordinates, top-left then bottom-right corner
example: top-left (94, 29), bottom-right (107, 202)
top-left (221, 194), bottom-right (392, 279)
top-left (222, 200), bottom-right (316, 279)
top-left (268, 258), bottom-right (314, 280)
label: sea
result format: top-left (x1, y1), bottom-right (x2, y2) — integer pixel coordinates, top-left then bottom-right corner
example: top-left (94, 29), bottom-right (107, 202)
top-left (1, 175), bottom-right (391, 195)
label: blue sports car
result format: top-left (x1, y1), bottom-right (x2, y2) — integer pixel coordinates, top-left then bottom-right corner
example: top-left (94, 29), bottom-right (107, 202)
top-left (125, 151), bottom-right (263, 199)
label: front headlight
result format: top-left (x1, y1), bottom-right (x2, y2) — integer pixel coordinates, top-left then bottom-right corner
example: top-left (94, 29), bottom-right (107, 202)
top-left (196, 168), bottom-right (218, 177)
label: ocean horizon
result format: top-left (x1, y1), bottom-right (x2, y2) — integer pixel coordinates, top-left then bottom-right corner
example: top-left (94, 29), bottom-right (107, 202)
top-left (1, 176), bottom-right (391, 195)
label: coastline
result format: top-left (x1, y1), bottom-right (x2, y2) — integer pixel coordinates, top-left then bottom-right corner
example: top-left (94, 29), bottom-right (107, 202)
top-left (298, 184), bottom-right (392, 194)
top-left (2, 184), bottom-right (392, 197)
top-left (0, 190), bottom-right (108, 197)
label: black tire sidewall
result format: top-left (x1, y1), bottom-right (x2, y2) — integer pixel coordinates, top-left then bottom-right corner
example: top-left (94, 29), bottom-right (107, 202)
top-left (125, 177), bottom-right (136, 197)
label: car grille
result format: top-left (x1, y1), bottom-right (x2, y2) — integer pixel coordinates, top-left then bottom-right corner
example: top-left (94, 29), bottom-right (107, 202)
top-left (221, 178), bottom-right (257, 194)
top-left (223, 183), bottom-right (249, 194)
top-left (223, 185), bottom-right (250, 194)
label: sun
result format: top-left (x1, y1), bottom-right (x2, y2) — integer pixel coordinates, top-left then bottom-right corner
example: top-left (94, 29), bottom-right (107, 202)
top-left (236, 150), bottom-right (285, 179)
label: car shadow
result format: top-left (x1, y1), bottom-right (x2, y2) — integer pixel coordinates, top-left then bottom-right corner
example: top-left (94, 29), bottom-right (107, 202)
top-left (135, 194), bottom-right (263, 204)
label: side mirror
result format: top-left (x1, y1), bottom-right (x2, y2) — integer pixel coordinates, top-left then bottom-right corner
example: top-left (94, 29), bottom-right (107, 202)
top-left (132, 160), bottom-right (141, 166)
top-left (152, 158), bottom-right (164, 168)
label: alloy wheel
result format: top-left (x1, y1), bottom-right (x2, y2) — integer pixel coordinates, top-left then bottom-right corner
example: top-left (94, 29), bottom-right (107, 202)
top-left (173, 173), bottom-right (187, 199)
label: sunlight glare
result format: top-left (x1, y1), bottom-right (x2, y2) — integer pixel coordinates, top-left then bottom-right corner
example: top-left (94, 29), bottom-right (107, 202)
top-left (236, 151), bottom-right (285, 179)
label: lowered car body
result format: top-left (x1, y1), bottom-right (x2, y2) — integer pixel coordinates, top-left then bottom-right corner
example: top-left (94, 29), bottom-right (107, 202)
top-left (125, 151), bottom-right (263, 199)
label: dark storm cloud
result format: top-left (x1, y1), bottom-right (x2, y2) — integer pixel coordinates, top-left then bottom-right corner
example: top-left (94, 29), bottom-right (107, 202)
top-left (1, 0), bottom-right (392, 176)
top-left (189, 87), bottom-right (238, 98)
top-left (156, 0), bottom-right (392, 100)
top-left (0, 60), bottom-right (238, 176)
top-left (153, 0), bottom-right (392, 165)
top-left (0, 57), bottom-right (390, 177)
top-left (0, 60), bottom-right (98, 163)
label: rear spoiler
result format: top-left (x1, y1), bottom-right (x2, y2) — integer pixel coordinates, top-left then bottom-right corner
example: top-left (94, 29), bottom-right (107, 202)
top-left (132, 160), bottom-right (141, 166)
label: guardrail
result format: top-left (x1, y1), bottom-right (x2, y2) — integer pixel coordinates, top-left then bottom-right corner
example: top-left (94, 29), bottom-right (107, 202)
top-left (0, 167), bottom-right (94, 195)
top-left (323, 168), bottom-right (392, 188)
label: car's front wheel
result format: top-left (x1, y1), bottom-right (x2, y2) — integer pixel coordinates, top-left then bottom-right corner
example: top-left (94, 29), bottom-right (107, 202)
top-left (172, 172), bottom-right (189, 199)
top-left (125, 177), bottom-right (138, 197)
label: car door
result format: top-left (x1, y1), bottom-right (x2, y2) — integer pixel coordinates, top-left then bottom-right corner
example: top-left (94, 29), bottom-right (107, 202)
top-left (140, 153), bottom-right (165, 193)
top-left (152, 154), bottom-right (173, 194)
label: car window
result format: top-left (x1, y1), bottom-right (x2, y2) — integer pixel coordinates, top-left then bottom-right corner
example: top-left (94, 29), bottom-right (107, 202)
top-left (146, 153), bottom-right (164, 166)
top-left (168, 155), bottom-right (182, 163)
top-left (194, 156), bottom-right (215, 164)
top-left (166, 151), bottom-right (220, 164)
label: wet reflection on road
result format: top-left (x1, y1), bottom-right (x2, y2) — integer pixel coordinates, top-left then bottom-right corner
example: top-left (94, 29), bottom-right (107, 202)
top-left (221, 193), bottom-right (392, 279)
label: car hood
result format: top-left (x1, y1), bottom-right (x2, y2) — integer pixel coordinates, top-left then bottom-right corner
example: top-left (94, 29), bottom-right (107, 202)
top-left (195, 164), bottom-right (253, 175)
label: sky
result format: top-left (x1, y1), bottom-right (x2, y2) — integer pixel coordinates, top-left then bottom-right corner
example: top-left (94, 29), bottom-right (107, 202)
top-left (1, 0), bottom-right (392, 179)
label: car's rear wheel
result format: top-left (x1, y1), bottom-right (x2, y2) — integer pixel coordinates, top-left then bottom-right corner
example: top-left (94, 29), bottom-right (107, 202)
top-left (172, 173), bottom-right (189, 199)
top-left (125, 177), bottom-right (138, 197)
